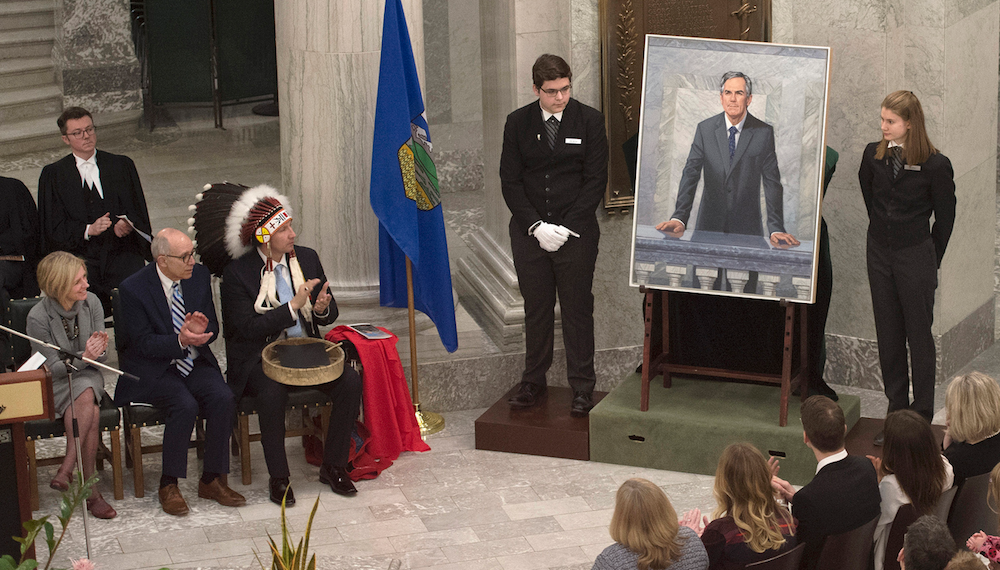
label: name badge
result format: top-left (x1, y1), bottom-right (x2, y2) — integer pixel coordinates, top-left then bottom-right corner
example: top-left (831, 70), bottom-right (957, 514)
top-left (904, 164), bottom-right (921, 171)
top-left (565, 138), bottom-right (582, 145)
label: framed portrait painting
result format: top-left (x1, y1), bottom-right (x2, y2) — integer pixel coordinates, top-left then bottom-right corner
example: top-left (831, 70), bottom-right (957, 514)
top-left (628, 35), bottom-right (830, 303)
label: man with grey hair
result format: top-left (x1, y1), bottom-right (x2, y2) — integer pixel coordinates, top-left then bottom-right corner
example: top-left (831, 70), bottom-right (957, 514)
top-left (656, 71), bottom-right (797, 292)
top-left (114, 228), bottom-right (240, 516)
top-left (898, 515), bottom-right (956, 570)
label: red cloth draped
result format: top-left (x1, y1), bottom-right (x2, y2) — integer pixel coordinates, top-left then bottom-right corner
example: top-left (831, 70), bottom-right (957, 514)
top-left (326, 326), bottom-right (430, 467)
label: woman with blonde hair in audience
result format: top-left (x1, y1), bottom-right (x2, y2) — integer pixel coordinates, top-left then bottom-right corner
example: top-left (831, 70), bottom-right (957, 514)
top-left (943, 372), bottom-right (1000, 484)
top-left (681, 443), bottom-right (796, 569)
top-left (26, 251), bottom-right (116, 519)
top-left (870, 410), bottom-right (953, 570)
top-left (593, 478), bottom-right (708, 570)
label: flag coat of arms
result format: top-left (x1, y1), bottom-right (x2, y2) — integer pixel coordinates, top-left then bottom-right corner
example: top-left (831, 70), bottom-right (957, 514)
top-left (370, 0), bottom-right (458, 352)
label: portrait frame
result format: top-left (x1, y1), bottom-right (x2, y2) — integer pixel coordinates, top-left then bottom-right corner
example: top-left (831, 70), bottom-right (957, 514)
top-left (628, 35), bottom-right (830, 304)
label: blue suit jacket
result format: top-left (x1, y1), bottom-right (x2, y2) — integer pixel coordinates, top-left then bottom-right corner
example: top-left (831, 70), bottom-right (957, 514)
top-left (670, 112), bottom-right (785, 237)
top-left (114, 263), bottom-right (221, 405)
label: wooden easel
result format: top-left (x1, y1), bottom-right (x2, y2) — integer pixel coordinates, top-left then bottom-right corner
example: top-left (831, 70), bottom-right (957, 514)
top-left (639, 288), bottom-right (808, 426)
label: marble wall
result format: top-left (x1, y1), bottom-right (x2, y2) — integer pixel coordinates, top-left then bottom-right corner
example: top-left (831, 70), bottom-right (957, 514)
top-left (54, 0), bottom-right (141, 112)
top-left (772, 0), bottom-right (999, 386)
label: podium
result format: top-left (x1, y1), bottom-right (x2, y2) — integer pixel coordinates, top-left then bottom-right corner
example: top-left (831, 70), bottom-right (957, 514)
top-left (0, 368), bottom-right (53, 561)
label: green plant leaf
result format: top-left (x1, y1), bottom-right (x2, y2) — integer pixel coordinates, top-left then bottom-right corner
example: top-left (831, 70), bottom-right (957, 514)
top-left (0, 554), bottom-right (16, 570)
top-left (42, 523), bottom-right (54, 557)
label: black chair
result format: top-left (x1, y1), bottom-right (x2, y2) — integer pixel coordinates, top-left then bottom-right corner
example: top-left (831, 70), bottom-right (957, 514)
top-left (814, 514), bottom-right (878, 570)
top-left (111, 288), bottom-right (204, 498)
top-left (746, 542), bottom-right (806, 569)
top-left (0, 288), bottom-right (11, 370)
top-left (883, 503), bottom-right (919, 570)
top-left (948, 472), bottom-right (996, 548)
top-left (5, 295), bottom-right (124, 510)
top-left (232, 391), bottom-right (332, 485)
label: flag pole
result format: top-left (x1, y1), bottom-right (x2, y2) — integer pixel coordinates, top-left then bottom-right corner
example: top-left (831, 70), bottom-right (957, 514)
top-left (406, 256), bottom-right (445, 435)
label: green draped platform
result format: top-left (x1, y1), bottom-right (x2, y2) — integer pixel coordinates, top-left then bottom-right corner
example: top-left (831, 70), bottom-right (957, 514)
top-left (589, 373), bottom-right (861, 486)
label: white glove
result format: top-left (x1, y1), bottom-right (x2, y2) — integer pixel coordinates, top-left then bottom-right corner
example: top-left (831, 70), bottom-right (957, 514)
top-left (533, 222), bottom-right (569, 252)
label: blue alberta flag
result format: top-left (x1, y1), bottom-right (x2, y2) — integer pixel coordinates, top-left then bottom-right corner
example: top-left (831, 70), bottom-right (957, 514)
top-left (370, 0), bottom-right (458, 352)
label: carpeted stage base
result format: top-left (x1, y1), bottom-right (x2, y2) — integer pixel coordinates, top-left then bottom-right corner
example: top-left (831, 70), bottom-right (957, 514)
top-left (589, 373), bottom-right (861, 486)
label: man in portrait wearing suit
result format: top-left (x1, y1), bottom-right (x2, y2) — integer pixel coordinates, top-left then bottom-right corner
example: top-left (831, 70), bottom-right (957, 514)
top-left (221, 188), bottom-right (362, 505)
top-left (771, 396), bottom-right (881, 569)
top-left (500, 54), bottom-right (608, 417)
top-left (656, 71), bottom-right (798, 292)
top-left (115, 228), bottom-right (242, 516)
top-left (0, 176), bottom-right (41, 299)
top-left (37, 107), bottom-right (152, 315)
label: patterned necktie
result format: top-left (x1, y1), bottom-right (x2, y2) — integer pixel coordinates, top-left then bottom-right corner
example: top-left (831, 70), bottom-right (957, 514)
top-left (275, 264), bottom-right (304, 338)
top-left (170, 283), bottom-right (194, 377)
top-left (728, 126), bottom-right (738, 159)
top-left (891, 145), bottom-right (904, 178)
top-left (545, 116), bottom-right (560, 150)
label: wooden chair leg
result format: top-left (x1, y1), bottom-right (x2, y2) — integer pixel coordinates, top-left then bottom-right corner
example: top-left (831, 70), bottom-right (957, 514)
top-left (124, 423), bottom-right (134, 469)
top-left (195, 418), bottom-right (205, 459)
top-left (319, 405), bottom-right (332, 444)
top-left (239, 415), bottom-right (252, 485)
top-left (109, 427), bottom-right (123, 501)
top-left (26, 439), bottom-right (38, 511)
top-left (96, 439), bottom-right (107, 471)
top-left (130, 426), bottom-right (145, 498)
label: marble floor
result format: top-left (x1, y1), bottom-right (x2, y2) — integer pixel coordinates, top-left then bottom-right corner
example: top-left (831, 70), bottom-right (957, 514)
top-left (2, 110), bottom-right (998, 569)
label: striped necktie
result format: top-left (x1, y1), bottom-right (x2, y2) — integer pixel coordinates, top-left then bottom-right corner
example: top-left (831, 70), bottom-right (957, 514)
top-left (170, 283), bottom-right (194, 377)
top-left (275, 264), bottom-right (304, 338)
top-left (545, 116), bottom-right (559, 150)
top-left (891, 146), bottom-right (904, 178)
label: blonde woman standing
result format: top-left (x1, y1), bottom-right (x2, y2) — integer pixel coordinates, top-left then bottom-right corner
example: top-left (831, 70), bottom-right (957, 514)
top-left (593, 478), bottom-right (708, 570)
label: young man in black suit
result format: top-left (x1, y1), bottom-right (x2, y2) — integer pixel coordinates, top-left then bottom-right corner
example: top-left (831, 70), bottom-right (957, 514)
top-left (0, 176), bottom-right (41, 299)
top-left (500, 54), bottom-right (608, 417)
top-left (771, 396), bottom-right (881, 569)
top-left (116, 228), bottom-right (242, 516)
top-left (220, 188), bottom-right (362, 505)
top-left (37, 107), bottom-right (152, 315)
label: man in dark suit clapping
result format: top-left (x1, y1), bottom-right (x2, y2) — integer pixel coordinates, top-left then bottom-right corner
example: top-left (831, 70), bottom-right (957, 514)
top-left (500, 54), bottom-right (608, 417)
top-left (771, 396), bottom-right (882, 569)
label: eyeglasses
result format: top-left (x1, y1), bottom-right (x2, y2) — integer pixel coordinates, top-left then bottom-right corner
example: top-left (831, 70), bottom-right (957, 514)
top-left (540, 84), bottom-right (571, 96)
top-left (66, 126), bottom-right (96, 139)
top-left (163, 252), bottom-right (195, 263)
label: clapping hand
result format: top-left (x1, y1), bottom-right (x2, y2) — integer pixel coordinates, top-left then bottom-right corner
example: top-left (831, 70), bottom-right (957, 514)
top-left (313, 281), bottom-right (332, 314)
top-left (968, 531), bottom-right (988, 552)
top-left (82, 331), bottom-right (108, 360)
top-left (179, 312), bottom-right (212, 347)
top-left (679, 508), bottom-right (708, 537)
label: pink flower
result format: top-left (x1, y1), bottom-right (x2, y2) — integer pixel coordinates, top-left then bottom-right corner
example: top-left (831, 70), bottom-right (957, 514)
top-left (71, 558), bottom-right (97, 570)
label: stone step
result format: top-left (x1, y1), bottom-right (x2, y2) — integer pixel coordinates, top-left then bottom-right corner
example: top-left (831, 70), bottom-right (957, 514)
top-left (0, 56), bottom-right (52, 90)
top-left (0, 27), bottom-right (54, 60)
top-left (0, 1), bottom-right (54, 31)
top-left (0, 109), bottom-right (142, 157)
top-left (0, 83), bottom-right (60, 122)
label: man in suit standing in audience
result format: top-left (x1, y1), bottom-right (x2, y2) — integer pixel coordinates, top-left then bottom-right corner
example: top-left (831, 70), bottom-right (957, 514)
top-left (37, 107), bottom-right (152, 315)
top-left (771, 396), bottom-right (881, 569)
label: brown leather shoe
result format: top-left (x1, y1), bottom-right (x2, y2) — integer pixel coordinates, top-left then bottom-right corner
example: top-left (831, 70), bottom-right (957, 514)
top-left (158, 483), bottom-right (189, 516)
top-left (86, 492), bottom-right (117, 519)
top-left (198, 477), bottom-right (246, 507)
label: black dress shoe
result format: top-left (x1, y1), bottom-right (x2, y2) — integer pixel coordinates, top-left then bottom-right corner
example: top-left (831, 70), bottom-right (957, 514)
top-left (319, 464), bottom-right (358, 496)
top-left (269, 477), bottom-right (295, 506)
top-left (508, 382), bottom-right (547, 409)
top-left (571, 391), bottom-right (595, 417)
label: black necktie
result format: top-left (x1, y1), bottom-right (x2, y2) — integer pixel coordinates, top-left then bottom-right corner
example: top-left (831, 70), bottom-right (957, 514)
top-left (545, 116), bottom-right (559, 150)
top-left (891, 146), bottom-right (904, 178)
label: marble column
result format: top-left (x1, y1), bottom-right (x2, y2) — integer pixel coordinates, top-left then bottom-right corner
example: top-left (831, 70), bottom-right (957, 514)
top-left (772, 0), bottom-right (999, 388)
top-left (53, 0), bottom-right (141, 111)
top-left (274, 0), bottom-right (424, 304)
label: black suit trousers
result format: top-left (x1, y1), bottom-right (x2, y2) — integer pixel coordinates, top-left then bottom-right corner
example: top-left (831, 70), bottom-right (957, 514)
top-left (867, 234), bottom-right (937, 420)
top-left (132, 361), bottom-right (235, 478)
top-left (510, 220), bottom-right (599, 393)
top-left (244, 364), bottom-right (362, 479)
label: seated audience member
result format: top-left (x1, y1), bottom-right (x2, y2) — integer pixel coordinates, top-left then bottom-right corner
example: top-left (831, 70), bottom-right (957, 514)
top-left (681, 443), bottom-right (796, 569)
top-left (897, 515), bottom-right (955, 570)
top-left (115, 229), bottom-right (242, 515)
top-left (592, 478), bottom-right (709, 570)
top-left (771, 396), bottom-right (881, 570)
top-left (942, 372), bottom-right (1000, 484)
top-left (26, 252), bottom-right (115, 519)
top-left (945, 551), bottom-right (987, 570)
top-left (220, 188), bottom-right (362, 506)
top-left (964, 462), bottom-right (1000, 563)
top-left (870, 410), bottom-right (955, 570)
top-left (0, 176), bottom-right (41, 298)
